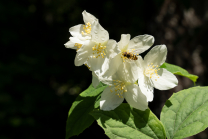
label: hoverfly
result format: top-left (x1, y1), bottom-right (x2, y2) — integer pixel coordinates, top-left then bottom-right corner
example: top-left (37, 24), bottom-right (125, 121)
top-left (122, 52), bottom-right (138, 60)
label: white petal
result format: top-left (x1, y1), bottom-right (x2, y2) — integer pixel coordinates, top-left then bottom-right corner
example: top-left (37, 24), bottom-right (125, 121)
top-left (69, 24), bottom-right (82, 37)
top-left (105, 39), bottom-right (120, 59)
top-left (100, 86), bottom-right (124, 111)
top-left (124, 84), bottom-right (148, 111)
top-left (92, 67), bottom-right (114, 86)
top-left (87, 55), bottom-right (105, 71)
top-left (99, 76), bottom-right (114, 86)
top-left (74, 42), bottom-right (93, 66)
top-left (144, 45), bottom-right (167, 67)
top-left (82, 10), bottom-right (97, 25)
top-left (135, 56), bottom-right (145, 74)
top-left (128, 35), bottom-right (154, 54)
top-left (64, 41), bottom-right (76, 49)
top-left (102, 54), bottom-right (122, 77)
top-left (91, 20), bottom-right (109, 43)
top-left (116, 61), bottom-right (138, 83)
top-left (69, 25), bottom-right (91, 41)
top-left (74, 53), bottom-right (87, 66)
top-left (100, 58), bottom-right (110, 75)
top-left (92, 72), bottom-right (100, 88)
top-left (69, 37), bottom-right (85, 44)
top-left (88, 40), bottom-right (119, 77)
top-left (118, 34), bottom-right (130, 51)
top-left (138, 74), bottom-right (154, 102)
top-left (151, 68), bottom-right (178, 90)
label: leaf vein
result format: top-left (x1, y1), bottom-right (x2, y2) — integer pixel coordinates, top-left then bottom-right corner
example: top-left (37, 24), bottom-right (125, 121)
top-left (129, 110), bottom-right (159, 139)
top-left (172, 91), bottom-right (208, 138)
top-left (102, 112), bottom-right (154, 139)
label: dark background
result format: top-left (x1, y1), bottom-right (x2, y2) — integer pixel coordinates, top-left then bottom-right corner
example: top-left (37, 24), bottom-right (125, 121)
top-left (1, 0), bottom-right (208, 138)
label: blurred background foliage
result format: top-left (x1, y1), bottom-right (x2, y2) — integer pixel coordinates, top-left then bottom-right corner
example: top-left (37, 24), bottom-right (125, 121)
top-left (1, 0), bottom-right (208, 138)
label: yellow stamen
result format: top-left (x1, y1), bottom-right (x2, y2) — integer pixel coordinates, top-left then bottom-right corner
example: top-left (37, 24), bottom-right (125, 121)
top-left (82, 22), bottom-right (91, 35)
top-left (144, 63), bottom-right (160, 81)
top-left (74, 43), bottom-right (82, 51)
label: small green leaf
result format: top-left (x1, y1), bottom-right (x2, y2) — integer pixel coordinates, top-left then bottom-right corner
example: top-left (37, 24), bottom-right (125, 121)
top-left (160, 62), bottom-right (198, 84)
top-left (161, 86), bottom-right (208, 139)
top-left (65, 83), bottom-right (107, 139)
top-left (91, 103), bottom-right (166, 139)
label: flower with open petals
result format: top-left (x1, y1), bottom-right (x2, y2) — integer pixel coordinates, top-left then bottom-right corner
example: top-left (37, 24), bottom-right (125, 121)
top-left (65, 11), bottom-right (120, 74)
top-left (74, 20), bottom-right (119, 72)
top-left (99, 64), bottom-right (148, 111)
top-left (136, 45), bottom-right (178, 102)
top-left (64, 10), bottom-right (97, 51)
top-left (77, 19), bottom-right (121, 75)
top-left (103, 34), bottom-right (154, 77)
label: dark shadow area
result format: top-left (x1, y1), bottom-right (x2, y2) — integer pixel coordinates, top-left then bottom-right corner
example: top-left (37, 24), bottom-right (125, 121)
top-left (165, 100), bottom-right (173, 108)
top-left (132, 108), bottom-right (150, 128)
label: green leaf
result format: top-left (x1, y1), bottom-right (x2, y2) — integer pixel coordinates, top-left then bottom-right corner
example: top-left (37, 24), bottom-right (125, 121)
top-left (65, 83), bottom-right (107, 139)
top-left (161, 86), bottom-right (208, 139)
top-left (91, 103), bottom-right (166, 139)
top-left (80, 82), bottom-right (107, 97)
top-left (160, 62), bottom-right (198, 84)
top-left (94, 93), bottom-right (102, 108)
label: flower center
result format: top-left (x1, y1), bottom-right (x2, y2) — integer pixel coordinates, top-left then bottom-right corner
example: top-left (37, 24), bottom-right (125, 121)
top-left (74, 43), bottom-right (82, 51)
top-left (81, 22), bottom-right (91, 35)
top-left (121, 49), bottom-right (138, 62)
top-left (92, 43), bottom-right (106, 58)
top-left (144, 63), bottom-right (160, 81)
top-left (109, 80), bottom-right (127, 98)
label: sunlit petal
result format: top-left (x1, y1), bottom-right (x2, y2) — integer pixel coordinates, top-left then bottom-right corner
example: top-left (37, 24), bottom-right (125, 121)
top-left (88, 55), bottom-right (105, 71)
top-left (69, 24), bottom-right (83, 37)
top-left (138, 74), bottom-right (154, 102)
top-left (124, 84), bottom-right (148, 111)
top-left (117, 61), bottom-right (138, 83)
top-left (128, 35), bottom-right (154, 54)
top-left (151, 68), bottom-right (178, 90)
top-left (102, 54), bottom-right (122, 77)
top-left (82, 10), bottom-right (97, 25)
top-left (105, 40), bottom-right (120, 59)
top-left (144, 45), bottom-right (167, 67)
top-left (69, 37), bottom-right (85, 44)
top-left (74, 42), bottom-right (93, 66)
top-left (91, 20), bottom-right (109, 43)
top-left (64, 41), bottom-right (76, 49)
top-left (100, 86), bottom-right (124, 111)
top-left (118, 34), bottom-right (131, 50)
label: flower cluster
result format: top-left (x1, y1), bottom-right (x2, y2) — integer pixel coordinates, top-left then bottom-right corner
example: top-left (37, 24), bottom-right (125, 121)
top-left (65, 10), bottom-right (178, 111)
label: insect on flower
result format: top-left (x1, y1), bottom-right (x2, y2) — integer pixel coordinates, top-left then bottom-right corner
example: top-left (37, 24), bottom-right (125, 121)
top-left (102, 34), bottom-right (154, 78)
top-left (122, 51), bottom-right (138, 60)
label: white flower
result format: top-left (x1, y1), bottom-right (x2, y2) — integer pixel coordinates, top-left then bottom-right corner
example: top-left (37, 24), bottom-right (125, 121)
top-left (64, 10), bottom-right (97, 50)
top-left (136, 45), bottom-right (178, 102)
top-left (65, 10), bottom-right (120, 74)
top-left (74, 22), bottom-right (120, 75)
top-left (99, 64), bottom-right (148, 111)
top-left (103, 34), bottom-right (154, 77)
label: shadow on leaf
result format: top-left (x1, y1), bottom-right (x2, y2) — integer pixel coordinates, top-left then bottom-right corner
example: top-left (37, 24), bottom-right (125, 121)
top-left (132, 108), bottom-right (150, 129)
top-left (165, 100), bottom-right (172, 108)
